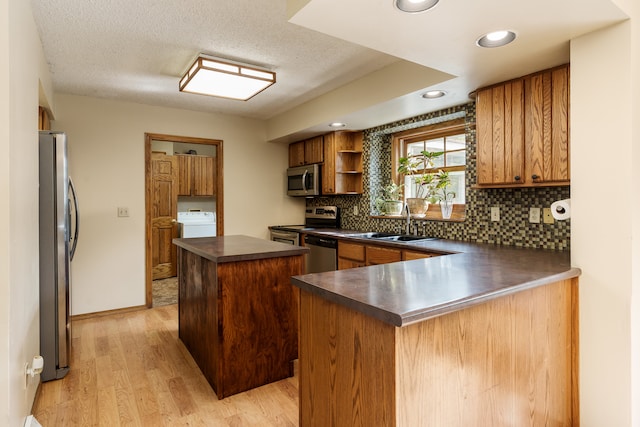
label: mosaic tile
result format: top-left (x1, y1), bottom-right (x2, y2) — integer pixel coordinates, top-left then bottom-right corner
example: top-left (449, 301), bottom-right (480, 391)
top-left (308, 102), bottom-right (570, 251)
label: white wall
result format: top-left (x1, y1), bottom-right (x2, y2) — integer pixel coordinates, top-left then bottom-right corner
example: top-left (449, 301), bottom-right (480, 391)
top-left (571, 8), bottom-right (638, 426)
top-left (0, 0), bottom-right (10, 423)
top-left (1, 0), bottom-right (54, 425)
top-left (52, 95), bottom-right (305, 315)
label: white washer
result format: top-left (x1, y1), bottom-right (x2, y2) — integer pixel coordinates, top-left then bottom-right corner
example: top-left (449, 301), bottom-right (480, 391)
top-left (177, 212), bottom-right (217, 238)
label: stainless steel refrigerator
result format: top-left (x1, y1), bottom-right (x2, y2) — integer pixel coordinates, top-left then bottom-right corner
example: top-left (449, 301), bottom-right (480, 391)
top-left (39, 131), bottom-right (79, 382)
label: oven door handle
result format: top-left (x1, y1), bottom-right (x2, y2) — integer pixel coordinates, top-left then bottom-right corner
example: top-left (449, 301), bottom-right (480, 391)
top-left (270, 230), bottom-right (300, 245)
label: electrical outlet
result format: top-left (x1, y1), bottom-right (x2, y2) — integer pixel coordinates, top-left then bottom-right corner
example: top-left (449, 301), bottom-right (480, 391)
top-left (529, 207), bottom-right (541, 223)
top-left (353, 205), bottom-right (358, 216)
top-left (490, 206), bottom-right (500, 222)
top-left (117, 207), bottom-right (129, 217)
top-left (543, 207), bottom-right (554, 224)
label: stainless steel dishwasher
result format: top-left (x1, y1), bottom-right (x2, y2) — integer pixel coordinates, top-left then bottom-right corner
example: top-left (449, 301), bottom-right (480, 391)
top-left (304, 235), bottom-right (337, 273)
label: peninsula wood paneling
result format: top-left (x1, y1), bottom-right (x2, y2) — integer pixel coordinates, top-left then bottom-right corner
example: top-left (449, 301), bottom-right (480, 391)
top-left (299, 291), bottom-right (396, 427)
top-left (299, 278), bottom-right (579, 426)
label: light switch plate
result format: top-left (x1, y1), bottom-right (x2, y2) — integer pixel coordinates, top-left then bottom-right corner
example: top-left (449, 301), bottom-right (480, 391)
top-left (490, 206), bottom-right (500, 222)
top-left (543, 207), bottom-right (554, 224)
top-left (529, 207), bottom-right (541, 223)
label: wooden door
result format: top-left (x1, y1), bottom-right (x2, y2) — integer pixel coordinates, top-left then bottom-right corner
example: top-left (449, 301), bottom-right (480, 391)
top-left (151, 153), bottom-right (178, 279)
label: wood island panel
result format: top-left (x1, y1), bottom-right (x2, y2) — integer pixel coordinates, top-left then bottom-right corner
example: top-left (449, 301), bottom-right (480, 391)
top-left (299, 277), bottom-right (579, 426)
top-left (177, 245), bottom-right (303, 399)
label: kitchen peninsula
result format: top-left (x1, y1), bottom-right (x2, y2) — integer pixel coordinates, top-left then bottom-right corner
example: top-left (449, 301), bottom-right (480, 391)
top-left (291, 236), bottom-right (580, 426)
top-left (172, 235), bottom-right (308, 399)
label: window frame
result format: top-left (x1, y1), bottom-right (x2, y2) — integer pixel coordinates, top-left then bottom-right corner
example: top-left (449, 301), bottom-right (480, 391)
top-left (391, 118), bottom-right (467, 199)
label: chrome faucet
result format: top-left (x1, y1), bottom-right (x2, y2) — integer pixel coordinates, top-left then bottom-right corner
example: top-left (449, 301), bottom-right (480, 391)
top-left (404, 202), bottom-right (411, 234)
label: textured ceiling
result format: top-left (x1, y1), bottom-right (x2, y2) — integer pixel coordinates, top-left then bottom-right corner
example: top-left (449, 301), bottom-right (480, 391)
top-left (30, 0), bottom-right (398, 120)
top-left (31, 0), bottom-right (628, 139)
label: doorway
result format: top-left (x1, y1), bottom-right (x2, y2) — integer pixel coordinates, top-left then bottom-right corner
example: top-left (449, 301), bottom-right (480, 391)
top-left (144, 133), bottom-right (224, 308)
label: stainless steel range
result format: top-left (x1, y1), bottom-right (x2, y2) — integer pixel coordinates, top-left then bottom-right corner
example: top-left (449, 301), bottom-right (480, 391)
top-left (269, 206), bottom-right (340, 273)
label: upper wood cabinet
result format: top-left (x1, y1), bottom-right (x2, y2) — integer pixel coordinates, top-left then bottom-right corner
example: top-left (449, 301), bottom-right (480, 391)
top-left (322, 131), bottom-right (363, 195)
top-left (176, 154), bottom-right (216, 196)
top-left (38, 106), bottom-right (51, 131)
top-left (288, 136), bottom-right (324, 167)
top-left (476, 64), bottom-right (569, 187)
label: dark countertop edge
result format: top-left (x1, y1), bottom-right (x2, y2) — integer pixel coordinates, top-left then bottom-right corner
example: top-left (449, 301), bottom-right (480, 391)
top-left (173, 236), bottom-right (309, 263)
top-left (292, 267), bottom-right (581, 328)
top-left (398, 267), bottom-right (581, 326)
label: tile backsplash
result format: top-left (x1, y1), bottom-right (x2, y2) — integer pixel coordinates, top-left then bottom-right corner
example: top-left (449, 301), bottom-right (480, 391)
top-left (308, 102), bottom-right (570, 250)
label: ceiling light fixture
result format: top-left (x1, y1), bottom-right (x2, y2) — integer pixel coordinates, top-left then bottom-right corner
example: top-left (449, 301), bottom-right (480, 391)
top-left (329, 122), bottom-right (346, 128)
top-left (179, 54), bottom-right (276, 101)
top-left (422, 90), bottom-right (446, 99)
top-left (394, 0), bottom-right (439, 13)
top-left (476, 30), bottom-right (517, 48)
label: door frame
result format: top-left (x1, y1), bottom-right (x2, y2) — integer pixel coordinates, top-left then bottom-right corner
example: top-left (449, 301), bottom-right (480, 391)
top-left (144, 133), bottom-right (224, 308)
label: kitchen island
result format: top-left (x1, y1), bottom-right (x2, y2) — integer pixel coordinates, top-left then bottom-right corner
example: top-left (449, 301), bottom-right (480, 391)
top-left (173, 235), bottom-right (308, 399)
top-left (291, 239), bottom-right (580, 426)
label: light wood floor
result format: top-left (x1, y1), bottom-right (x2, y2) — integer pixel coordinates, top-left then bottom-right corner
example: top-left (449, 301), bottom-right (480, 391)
top-left (32, 304), bottom-right (300, 426)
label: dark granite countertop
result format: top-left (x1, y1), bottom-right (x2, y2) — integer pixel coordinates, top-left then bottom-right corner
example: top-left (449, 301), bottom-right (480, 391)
top-left (173, 235), bottom-right (309, 263)
top-left (291, 230), bottom-right (580, 327)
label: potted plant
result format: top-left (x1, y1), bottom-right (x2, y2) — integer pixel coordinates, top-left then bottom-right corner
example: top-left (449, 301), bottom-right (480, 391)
top-left (375, 182), bottom-right (404, 216)
top-left (429, 170), bottom-right (456, 219)
top-left (397, 150), bottom-right (444, 217)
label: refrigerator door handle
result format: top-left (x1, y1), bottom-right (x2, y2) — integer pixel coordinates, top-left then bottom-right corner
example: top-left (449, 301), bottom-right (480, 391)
top-left (69, 177), bottom-right (80, 261)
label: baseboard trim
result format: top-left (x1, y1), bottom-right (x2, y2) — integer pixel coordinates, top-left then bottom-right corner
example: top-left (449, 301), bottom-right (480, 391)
top-left (72, 304), bottom-right (147, 321)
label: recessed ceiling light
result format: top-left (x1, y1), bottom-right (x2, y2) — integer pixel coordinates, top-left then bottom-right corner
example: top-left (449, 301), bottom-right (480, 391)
top-left (476, 30), bottom-right (516, 48)
top-left (422, 90), bottom-right (446, 99)
top-left (394, 0), bottom-right (439, 13)
top-left (329, 122), bottom-right (346, 128)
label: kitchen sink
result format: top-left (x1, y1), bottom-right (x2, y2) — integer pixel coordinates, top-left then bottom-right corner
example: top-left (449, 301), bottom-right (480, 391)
top-left (344, 232), bottom-right (397, 239)
top-left (375, 235), bottom-right (436, 242)
top-left (344, 232), bottom-right (437, 242)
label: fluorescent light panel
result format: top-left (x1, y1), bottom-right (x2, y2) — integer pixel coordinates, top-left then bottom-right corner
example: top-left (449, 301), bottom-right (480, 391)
top-left (179, 55), bottom-right (276, 101)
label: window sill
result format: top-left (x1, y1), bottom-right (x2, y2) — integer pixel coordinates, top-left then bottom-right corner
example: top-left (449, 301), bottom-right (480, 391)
top-left (371, 204), bottom-right (466, 222)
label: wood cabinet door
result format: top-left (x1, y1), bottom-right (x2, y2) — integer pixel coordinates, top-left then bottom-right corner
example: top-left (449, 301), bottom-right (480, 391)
top-left (192, 155), bottom-right (215, 196)
top-left (304, 136), bottom-right (324, 164)
top-left (289, 141), bottom-right (305, 167)
top-left (338, 241), bottom-right (365, 262)
top-left (151, 153), bottom-right (178, 279)
top-left (322, 133), bottom-right (336, 194)
top-left (525, 65), bottom-right (569, 184)
top-left (176, 154), bottom-right (192, 196)
top-left (476, 80), bottom-right (525, 185)
top-left (366, 246), bottom-right (402, 266)
top-left (402, 250), bottom-right (438, 261)
top-left (337, 258), bottom-right (365, 270)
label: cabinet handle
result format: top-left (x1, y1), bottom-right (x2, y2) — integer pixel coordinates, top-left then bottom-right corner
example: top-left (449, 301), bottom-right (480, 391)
top-left (532, 174), bottom-right (539, 180)
top-left (514, 175), bottom-right (521, 181)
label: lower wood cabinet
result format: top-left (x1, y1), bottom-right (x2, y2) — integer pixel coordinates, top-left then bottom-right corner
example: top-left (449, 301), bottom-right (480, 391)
top-left (337, 241), bottom-right (365, 270)
top-left (366, 246), bottom-right (401, 265)
top-left (402, 250), bottom-right (439, 261)
top-left (337, 240), bottom-right (442, 270)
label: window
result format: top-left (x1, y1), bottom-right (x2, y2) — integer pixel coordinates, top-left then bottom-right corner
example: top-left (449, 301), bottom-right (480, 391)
top-left (392, 119), bottom-right (466, 204)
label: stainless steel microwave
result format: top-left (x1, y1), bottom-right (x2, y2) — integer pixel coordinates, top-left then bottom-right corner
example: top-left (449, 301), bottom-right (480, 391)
top-left (287, 164), bottom-right (320, 197)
